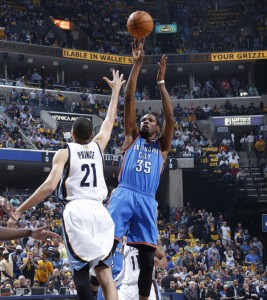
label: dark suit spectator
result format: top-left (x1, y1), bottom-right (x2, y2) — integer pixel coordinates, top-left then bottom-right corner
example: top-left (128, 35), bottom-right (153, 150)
top-left (206, 281), bottom-right (221, 300)
top-left (162, 268), bottom-right (176, 291)
top-left (254, 281), bottom-right (267, 300)
top-left (184, 281), bottom-right (198, 300)
top-left (166, 280), bottom-right (177, 292)
top-left (226, 280), bottom-right (242, 298)
top-left (239, 282), bottom-right (258, 300)
top-left (197, 281), bottom-right (206, 300)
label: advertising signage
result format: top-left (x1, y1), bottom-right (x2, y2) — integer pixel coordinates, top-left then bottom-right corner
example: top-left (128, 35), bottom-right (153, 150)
top-left (155, 24), bottom-right (177, 34)
top-left (51, 19), bottom-right (71, 30)
top-left (49, 112), bottom-right (92, 123)
top-left (212, 115), bottom-right (264, 127)
top-left (211, 51), bottom-right (267, 62)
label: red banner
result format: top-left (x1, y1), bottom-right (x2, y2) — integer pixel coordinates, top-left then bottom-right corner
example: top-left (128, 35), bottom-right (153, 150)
top-left (51, 19), bottom-right (71, 30)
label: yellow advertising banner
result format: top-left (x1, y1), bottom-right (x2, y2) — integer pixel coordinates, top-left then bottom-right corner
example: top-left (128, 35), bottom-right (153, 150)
top-left (62, 49), bottom-right (134, 65)
top-left (211, 51), bottom-right (267, 62)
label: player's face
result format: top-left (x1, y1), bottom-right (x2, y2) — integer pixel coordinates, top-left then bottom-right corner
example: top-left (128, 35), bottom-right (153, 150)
top-left (140, 114), bottom-right (158, 138)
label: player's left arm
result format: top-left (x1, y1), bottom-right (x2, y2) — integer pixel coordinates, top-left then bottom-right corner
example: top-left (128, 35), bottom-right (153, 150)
top-left (7, 149), bottom-right (68, 227)
top-left (157, 55), bottom-right (175, 160)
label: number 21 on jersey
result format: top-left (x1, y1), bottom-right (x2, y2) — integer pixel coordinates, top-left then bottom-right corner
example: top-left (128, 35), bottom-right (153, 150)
top-left (80, 163), bottom-right (97, 187)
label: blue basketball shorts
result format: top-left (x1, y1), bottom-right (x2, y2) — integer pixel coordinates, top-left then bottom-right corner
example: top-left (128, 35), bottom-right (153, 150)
top-left (108, 184), bottom-right (158, 248)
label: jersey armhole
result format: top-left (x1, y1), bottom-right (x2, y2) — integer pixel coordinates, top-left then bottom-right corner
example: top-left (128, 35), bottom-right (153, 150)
top-left (123, 134), bottom-right (141, 153)
top-left (93, 140), bottom-right (105, 166)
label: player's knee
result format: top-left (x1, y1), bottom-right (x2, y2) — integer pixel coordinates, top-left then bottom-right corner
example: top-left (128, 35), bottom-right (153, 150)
top-left (90, 275), bottom-right (99, 287)
top-left (138, 248), bottom-right (155, 297)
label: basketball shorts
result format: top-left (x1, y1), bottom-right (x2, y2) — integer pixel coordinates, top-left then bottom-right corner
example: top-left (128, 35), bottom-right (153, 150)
top-left (62, 199), bottom-right (114, 272)
top-left (117, 281), bottom-right (160, 300)
top-left (108, 185), bottom-right (158, 248)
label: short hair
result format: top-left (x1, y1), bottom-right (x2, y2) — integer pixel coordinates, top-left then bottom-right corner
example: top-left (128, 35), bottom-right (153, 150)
top-left (72, 117), bottom-right (93, 141)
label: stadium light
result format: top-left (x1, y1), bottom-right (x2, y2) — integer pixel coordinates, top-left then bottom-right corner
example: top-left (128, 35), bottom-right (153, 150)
top-left (7, 165), bottom-right (14, 171)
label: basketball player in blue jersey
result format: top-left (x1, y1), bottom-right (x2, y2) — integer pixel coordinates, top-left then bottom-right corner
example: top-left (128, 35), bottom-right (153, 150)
top-left (108, 39), bottom-right (174, 300)
top-left (7, 70), bottom-right (126, 300)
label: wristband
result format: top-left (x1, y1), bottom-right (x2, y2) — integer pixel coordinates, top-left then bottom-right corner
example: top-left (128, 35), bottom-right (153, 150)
top-left (157, 80), bottom-right (165, 85)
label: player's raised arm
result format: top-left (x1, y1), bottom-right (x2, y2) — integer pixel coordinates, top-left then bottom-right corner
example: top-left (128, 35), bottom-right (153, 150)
top-left (157, 55), bottom-right (175, 160)
top-left (123, 39), bottom-right (145, 149)
top-left (93, 70), bottom-right (125, 153)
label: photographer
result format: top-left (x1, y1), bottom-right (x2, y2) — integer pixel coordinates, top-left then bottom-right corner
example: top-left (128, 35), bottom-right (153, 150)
top-left (19, 251), bottom-right (38, 285)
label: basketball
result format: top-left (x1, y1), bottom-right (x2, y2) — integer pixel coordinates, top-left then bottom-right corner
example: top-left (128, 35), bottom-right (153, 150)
top-left (127, 11), bottom-right (154, 38)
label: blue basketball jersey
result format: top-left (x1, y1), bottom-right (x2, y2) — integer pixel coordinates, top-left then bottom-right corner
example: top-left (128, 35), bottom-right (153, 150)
top-left (118, 135), bottom-right (164, 195)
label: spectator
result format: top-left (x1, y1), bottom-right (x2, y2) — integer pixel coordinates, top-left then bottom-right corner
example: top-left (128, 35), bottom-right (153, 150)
top-left (245, 249), bottom-right (259, 269)
top-left (184, 281), bottom-right (198, 300)
top-left (34, 253), bottom-right (53, 286)
top-left (0, 249), bottom-right (13, 282)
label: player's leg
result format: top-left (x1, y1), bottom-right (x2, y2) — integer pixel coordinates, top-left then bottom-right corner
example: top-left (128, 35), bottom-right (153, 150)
top-left (118, 284), bottom-right (138, 300)
top-left (90, 275), bottom-right (100, 299)
top-left (127, 195), bottom-right (158, 300)
top-left (95, 265), bottom-right (118, 300)
top-left (73, 264), bottom-right (94, 300)
top-left (108, 187), bottom-right (134, 242)
top-left (137, 245), bottom-right (156, 300)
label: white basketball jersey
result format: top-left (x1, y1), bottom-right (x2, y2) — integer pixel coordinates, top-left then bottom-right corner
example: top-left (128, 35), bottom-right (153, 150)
top-left (122, 245), bottom-right (140, 285)
top-left (58, 142), bottom-right (107, 202)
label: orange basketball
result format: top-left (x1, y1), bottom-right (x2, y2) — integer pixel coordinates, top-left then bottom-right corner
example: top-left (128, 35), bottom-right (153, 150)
top-left (127, 11), bottom-right (154, 38)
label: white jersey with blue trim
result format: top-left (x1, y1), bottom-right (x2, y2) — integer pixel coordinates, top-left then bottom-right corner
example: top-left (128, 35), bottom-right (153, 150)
top-left (58, 141), bottom-right (107, 202)
top-left (122, 245), bottom-right (139, 285)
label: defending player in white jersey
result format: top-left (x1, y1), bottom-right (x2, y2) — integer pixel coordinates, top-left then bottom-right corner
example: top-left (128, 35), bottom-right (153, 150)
top-left (115, 238), bottom-right (166, 300)
top-left (7, 70), bottom-right (126, 300)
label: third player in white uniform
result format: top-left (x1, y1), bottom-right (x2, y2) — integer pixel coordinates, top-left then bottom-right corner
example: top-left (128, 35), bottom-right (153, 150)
top-left (115, 244), bottom-right (162, 300)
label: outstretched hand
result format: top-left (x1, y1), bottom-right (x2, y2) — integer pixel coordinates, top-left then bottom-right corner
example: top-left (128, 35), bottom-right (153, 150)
top-left (103, 70), bottom-right (126, 91)
top-left (7, 209), bottom-right (21, 228)
top-left (31, 226), bottom-right (59, 240)
top-left (0, 196), bottom-right (21, 228)
top-left (0, 196), bottom-right (15, 216)
top-left (132, 38), bottom-right (145, 62)
top-left (157, 55), bottom-right (167, 82)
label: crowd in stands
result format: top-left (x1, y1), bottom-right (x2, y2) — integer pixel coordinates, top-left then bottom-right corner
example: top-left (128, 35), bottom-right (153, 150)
top-left (156, 201), bottom-right (266, 296)
top-left (0, 0), bottom-right (266, 54)
top-left (165, 0), bottom-right (267, 54)
top-left (0, 192), bottom-right (77, 295)
top-left (0, 1), bottom-right (59, 47)
top-left (1, 70), bottom-right (260, 101)
top-left (0, 84), bottom-right (266, 158)
top-left (0, 102), bottom-right (66, 151)
top-left (167, 77), bottom-right (259, 101)
top-left (0, 190), bottom-right (265, 297)
top-left (42, 0), bottom-right (158, 53)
